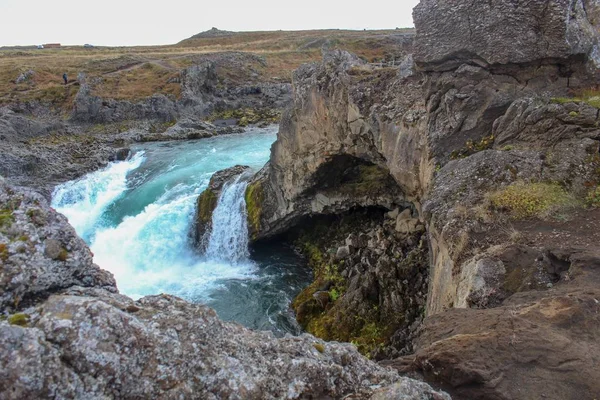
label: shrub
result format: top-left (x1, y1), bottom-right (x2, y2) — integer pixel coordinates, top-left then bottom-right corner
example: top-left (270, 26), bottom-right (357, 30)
top-left (489, 181), bottom-right (576, 219)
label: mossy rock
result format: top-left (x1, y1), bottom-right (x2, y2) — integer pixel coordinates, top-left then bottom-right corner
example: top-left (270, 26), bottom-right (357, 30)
top-left (8, 313), bottom-right (29, 327)
top-left (0, 208), bottom-right (15, 230)
top-left (197, 189), bottom-right (218, 224)
top-left (245, 181), bottom-right (264, 240)
top-left (489, 181), bottom-right (577, 219)
top-left (0, 243), bottom-right (8, 261)
top-left (208, 107), bottom-right (281, 126)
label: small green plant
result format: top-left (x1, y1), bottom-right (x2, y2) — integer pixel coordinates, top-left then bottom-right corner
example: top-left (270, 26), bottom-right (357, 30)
top-left (489, 181), bottom-right (576, 219)
top-left (8, 313), bottom-right (29, 327)
top-left (586, 186), bottom-right (600, 208)
top-left (329, 288), bottom-right (341, 302)
top-left (450, 135), bottom-right (495, 159)
top-left (0, 208), bottom-right (14, 230)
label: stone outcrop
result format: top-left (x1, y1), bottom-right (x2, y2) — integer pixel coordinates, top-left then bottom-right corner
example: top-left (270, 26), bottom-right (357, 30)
top-left (290, 208), bottom-right (429, 359)
top-left (0, 178), bottom-right (116, 312)
top-left (72, 54), bottom-right (292, 125)
top-left (0, 177), bottom-right (449, 399)
top-left (413, 0), bottom-right (600, 71)
top-left (241, 0), bottom-right (600, 398)
top-left (388, 248), bottom-right (600, 400)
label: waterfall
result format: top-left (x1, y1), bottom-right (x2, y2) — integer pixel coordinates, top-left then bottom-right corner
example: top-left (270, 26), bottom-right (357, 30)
top-left (205, 174), bottom-right (251, 263)
top-left (51, 152), bottom-right (145, 241)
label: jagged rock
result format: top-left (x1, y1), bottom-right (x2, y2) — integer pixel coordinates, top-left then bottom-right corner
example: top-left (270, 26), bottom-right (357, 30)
top-left (398, 54), bottom-right (415, 79)
top-left (413, 0), bottom-right (600, 71)
top-left (15, 70), bottom-right (35, 84)
top-left (386, 208), bottom-right (400, 220)
top-left (114, 148), bottom-right (131, 161)
top-left (370, 378), bottom-right (451, 400)
top-left (335, 245), bottom-right (351, 259)
top-left (0, 178), bottom-right (116, 312)
top-left (390, 248), bottom-right (600, 400)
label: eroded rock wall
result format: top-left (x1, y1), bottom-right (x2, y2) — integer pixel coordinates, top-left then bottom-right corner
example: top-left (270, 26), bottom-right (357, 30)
top-left (244, 0), bottom-right (600, 398)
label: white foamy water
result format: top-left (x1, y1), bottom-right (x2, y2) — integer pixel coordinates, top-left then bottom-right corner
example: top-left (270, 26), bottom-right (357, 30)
top-left (205, 174), bottom-right (251, 263)
top-left (51, 152), bottom-right (145, 242)
top-left (51, 127), bottom-right (312, 335)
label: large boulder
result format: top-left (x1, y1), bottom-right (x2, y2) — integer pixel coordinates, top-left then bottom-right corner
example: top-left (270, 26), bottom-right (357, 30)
top-left (0, 178), bottom-right (116, 312)
top-left (413, 0), bottom-right (600, 71)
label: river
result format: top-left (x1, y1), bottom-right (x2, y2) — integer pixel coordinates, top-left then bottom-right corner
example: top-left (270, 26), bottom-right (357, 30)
top-left (51, 126), bottom-right (311, 335)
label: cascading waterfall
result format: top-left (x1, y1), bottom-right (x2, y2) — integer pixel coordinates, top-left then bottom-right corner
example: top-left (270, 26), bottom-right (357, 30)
top-left (52, 152), bottom-right (146, 242)
top-left (205, 175), bottom-right (251, 263)
top-left (50, 129), bottom-right (311, 335)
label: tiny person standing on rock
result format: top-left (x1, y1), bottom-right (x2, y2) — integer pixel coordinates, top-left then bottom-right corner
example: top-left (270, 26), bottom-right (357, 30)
top-left (63, 73), bottom-right (68, 85)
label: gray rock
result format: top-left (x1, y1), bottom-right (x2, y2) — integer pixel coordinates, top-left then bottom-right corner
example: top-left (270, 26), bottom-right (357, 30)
top-left (114, 148), bottom-right (131, 161)
top-left (413, 0), bottom-right (600, 71)
top-left (15, 70), bottom-right (35, 84)
top-left (370, 377), bottom-right (451, 399)
top-left (336, 245), bottom-right (352, 260)
top-left (0, 178), bottom-right (116, 312)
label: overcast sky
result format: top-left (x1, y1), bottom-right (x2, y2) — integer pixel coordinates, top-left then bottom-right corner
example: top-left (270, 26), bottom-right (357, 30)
top-left (0, 0), bottom-right (419, 47)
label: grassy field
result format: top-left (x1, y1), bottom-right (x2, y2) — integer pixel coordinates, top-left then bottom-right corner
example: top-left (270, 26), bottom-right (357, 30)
top-left (0, 29), bottom-right (414, 109)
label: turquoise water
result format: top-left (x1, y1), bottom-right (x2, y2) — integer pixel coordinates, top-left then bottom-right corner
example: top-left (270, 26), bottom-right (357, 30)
top-left (52, 127), bottom-right (311, 335)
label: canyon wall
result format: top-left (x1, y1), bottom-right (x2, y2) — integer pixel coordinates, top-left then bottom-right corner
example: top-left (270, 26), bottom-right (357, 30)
top-left (234, 0), bottom-right (600, 398)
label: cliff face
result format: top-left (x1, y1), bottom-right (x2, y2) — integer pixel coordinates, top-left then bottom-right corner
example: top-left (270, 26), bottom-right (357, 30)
top-left (243, 0), bottom-right (600, 398)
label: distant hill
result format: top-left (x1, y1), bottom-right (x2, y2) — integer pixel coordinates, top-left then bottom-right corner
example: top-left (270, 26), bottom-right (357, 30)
top-left (190, 27), bottom-right (237, 39)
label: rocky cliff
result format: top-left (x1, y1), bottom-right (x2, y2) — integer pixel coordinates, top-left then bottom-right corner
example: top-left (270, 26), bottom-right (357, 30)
top-left (230, 0), bottom-right (600, 398)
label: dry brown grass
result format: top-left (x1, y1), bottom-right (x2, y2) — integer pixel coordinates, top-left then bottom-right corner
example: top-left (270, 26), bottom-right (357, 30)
top-left (0, 29), bottom-right (414, 108)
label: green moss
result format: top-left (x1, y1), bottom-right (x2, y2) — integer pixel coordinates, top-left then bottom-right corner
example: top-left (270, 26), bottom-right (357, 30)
top-left (0, 208), bottom-right (15, 230)
top-left (57, 248), bottom-right (69, 262)
top-left (8, 313), bottom-right (29, 327)
top-left (197, 189), bottom-right (218, 224)
top-left (450, 135), bottom-right (495, 160)
top-left (336, 164), bottom-right (392, 197)
top-left (245, 181), bottom-right (264, 239)
top-left (207, 108), bottom-right (281, 126)
top-left (329, 287), bottom-right (342, 301)
top-left (586, 186), bottom-right (600, 208)
top-left (0, 243), bottom-right (8, 261)
top-left (551, 95), bottom-right (600, 109)
top-left (489, 181), bottom-right (577, 219)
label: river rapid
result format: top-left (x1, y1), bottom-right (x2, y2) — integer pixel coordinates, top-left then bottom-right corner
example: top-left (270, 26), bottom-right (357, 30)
top-left (51, 127), bottom-right (311, 335)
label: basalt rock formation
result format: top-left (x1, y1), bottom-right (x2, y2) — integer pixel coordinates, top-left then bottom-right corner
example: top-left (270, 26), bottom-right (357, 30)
top-left (234, 0), bottom-right (600, 398)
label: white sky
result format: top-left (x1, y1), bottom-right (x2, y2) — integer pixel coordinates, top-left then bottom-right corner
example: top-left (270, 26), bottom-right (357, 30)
top-left (0, 0), bottom-right (419, 47)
